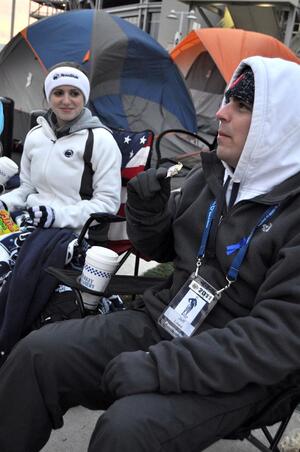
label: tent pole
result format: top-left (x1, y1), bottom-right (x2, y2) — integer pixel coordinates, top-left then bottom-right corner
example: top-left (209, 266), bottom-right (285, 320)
top-left (10, 0), bottom-right (16, 39)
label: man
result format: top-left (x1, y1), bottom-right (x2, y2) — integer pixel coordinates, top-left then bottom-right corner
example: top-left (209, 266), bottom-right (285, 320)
top-left (1, 56), bottom-right (300, 452)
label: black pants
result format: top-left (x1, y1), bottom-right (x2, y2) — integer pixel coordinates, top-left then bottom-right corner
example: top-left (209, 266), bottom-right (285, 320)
top-left (0, 309), bottom-right (276, 452)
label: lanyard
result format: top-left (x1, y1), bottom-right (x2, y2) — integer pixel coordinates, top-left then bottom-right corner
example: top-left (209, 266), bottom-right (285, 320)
top-left (196, 201), bottom-right (278, 285)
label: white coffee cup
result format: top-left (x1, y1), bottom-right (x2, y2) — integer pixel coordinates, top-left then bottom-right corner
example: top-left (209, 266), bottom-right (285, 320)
top-left (0, 157), bottom-right (18, 187)
top-left (80, 246), bottom-right (119, 310)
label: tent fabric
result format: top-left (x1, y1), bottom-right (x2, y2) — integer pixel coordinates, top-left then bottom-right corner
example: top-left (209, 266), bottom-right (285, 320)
top-left (171, 28), bottom-right (300, 82)
top-left (171, 28), bottom-right (300, 138)
top-left (186, 52), bottom-right (226, 137)
top-left (186, 52), bottom-right (225, 94)
top-left (23, 12), bottom-right (92, 70)
top-left (0, 10), bottom-right (197, 143)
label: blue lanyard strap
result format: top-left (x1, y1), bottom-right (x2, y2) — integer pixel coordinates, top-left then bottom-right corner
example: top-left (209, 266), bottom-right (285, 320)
top-left (198, 200), bottom-right (217, 257)
top-left (197, 202), bottom-right (278, 282)
top-left (227, 205), bottom-right (278, 281)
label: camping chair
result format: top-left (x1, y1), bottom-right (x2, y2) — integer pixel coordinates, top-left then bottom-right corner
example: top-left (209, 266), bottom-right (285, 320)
top-left (154, 128), bottom-right (216, 189)
top-left (155, 128), bottom-right (216, 165)
top-left (225, 383), bottom-right (300, 451)
top-left (107, 127), bottom-right (216, 273)
top-left (47, 127), bottom-right (219, 311)
top-left (106, 127), bottom-right (156, 276)
top-left (47, 126), bottom-right (169, 312)
top-left (47, 214), bottom-right (168, 316)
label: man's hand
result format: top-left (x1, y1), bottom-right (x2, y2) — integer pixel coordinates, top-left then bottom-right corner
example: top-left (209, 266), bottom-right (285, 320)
top-left (27, 206), bottom-right (55, 228)
top-left (101, 351), bottom-right (159, 399)
top-left (127, 168), bottom-right (170, 214)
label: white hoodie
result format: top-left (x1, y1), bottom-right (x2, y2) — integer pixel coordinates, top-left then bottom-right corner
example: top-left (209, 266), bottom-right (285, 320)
top-left (222, 56), bottom-right (300, 204)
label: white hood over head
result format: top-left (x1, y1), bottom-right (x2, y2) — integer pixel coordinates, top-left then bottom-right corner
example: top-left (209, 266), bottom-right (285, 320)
top-left (222, 56), bottom-right (300, 203)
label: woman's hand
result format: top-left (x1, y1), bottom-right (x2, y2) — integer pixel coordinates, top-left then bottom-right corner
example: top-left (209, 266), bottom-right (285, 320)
top-left (27, 206), bottom-right (55, 228)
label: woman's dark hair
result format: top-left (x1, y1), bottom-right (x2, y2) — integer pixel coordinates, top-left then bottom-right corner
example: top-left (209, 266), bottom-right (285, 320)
top-left (46, 61), bottom-right (88, 77)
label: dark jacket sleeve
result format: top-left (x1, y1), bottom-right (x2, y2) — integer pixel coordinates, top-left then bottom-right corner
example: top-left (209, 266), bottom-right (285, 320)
top-left (126, 188), bottom-right (180, 263)
top-left (126, 164), bottom-right (208, 264)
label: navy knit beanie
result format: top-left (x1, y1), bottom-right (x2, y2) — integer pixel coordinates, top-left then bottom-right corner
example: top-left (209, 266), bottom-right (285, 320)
top-left (225, 67), bottom-right (255, 107)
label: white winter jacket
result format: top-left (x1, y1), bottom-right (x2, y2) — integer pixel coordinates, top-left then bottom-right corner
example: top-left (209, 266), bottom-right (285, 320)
top-left (0, 110), bottom-right (122, 234)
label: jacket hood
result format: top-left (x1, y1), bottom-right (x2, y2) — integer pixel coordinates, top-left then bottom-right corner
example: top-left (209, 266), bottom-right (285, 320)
top-left (38, 107), bottom-right (108, 137)
top-left (68, 107), bottom-right (107, 133)
top-left (222, 56), bottom-right (300, 203)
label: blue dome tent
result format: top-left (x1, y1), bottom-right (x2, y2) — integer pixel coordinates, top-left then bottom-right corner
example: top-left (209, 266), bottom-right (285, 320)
top-left (0, 9), bottom-right (197, 150)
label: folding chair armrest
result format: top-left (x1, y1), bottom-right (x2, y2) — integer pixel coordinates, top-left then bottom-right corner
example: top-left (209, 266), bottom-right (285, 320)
top-left (46, 266), bottom-right (166, 297)
top-left (77, 212), bottom-right (125, 246)
top-left (46, 266), bottom-right (104, 295)
top-left (89, 212), bottom-right (125, 223)
top-left (155, 128), bottom-right (216, 167)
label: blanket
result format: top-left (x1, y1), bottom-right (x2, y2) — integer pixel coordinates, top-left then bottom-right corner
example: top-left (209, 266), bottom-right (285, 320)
top-left (0, 227), bottom-right (75, 366)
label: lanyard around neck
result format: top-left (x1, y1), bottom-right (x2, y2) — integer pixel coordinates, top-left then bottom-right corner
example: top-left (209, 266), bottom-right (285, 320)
top-left (196, 201), bottom-right (278, 284)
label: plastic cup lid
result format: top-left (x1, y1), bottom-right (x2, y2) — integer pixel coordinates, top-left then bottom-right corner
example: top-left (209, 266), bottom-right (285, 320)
top-left (87, 246), bottom-right (119, 263)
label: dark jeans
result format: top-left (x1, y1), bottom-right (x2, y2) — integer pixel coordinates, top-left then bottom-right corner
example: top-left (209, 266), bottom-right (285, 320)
top-left (0, 309), bottom-right (276, 452)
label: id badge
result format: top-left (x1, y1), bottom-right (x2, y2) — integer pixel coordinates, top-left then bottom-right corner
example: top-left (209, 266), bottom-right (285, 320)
top-left (158, 274), bottom-right (221, 338)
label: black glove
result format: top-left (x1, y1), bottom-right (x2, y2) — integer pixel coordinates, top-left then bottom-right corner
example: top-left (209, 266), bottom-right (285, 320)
top-left (127, 167), bottom-right (170, 214)
top-left (27, 205), bottom-right (55, 228)
top-left (101, 351), bottom-right (159, 399)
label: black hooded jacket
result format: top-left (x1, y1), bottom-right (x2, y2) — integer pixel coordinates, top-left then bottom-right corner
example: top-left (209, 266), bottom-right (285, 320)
top-left (125, 56), bottom-right (300, 397)
top-left (126, 150), bottom-right (300, 396)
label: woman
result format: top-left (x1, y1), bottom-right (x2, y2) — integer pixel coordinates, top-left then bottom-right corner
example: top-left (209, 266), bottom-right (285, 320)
top-left (0, 62), bottom-right (122, 236)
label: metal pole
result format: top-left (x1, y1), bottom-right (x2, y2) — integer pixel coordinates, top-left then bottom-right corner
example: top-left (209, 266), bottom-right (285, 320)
top-left (178, 12), bottom-right (184, 41)
top-left (284, 6), bottom-right (296, 47)
top-left (10, 0), bottom-right (16, 39)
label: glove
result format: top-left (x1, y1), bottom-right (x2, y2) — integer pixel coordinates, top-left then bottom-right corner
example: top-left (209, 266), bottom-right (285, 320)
top-left (127, 167), bottom-right (170, 214)
top-left (101, 351), bottom-right (159, 399)
top-left (12, 210), bottom-right (31, 228)
top-left (27, 205), bottom-right (55, 228)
